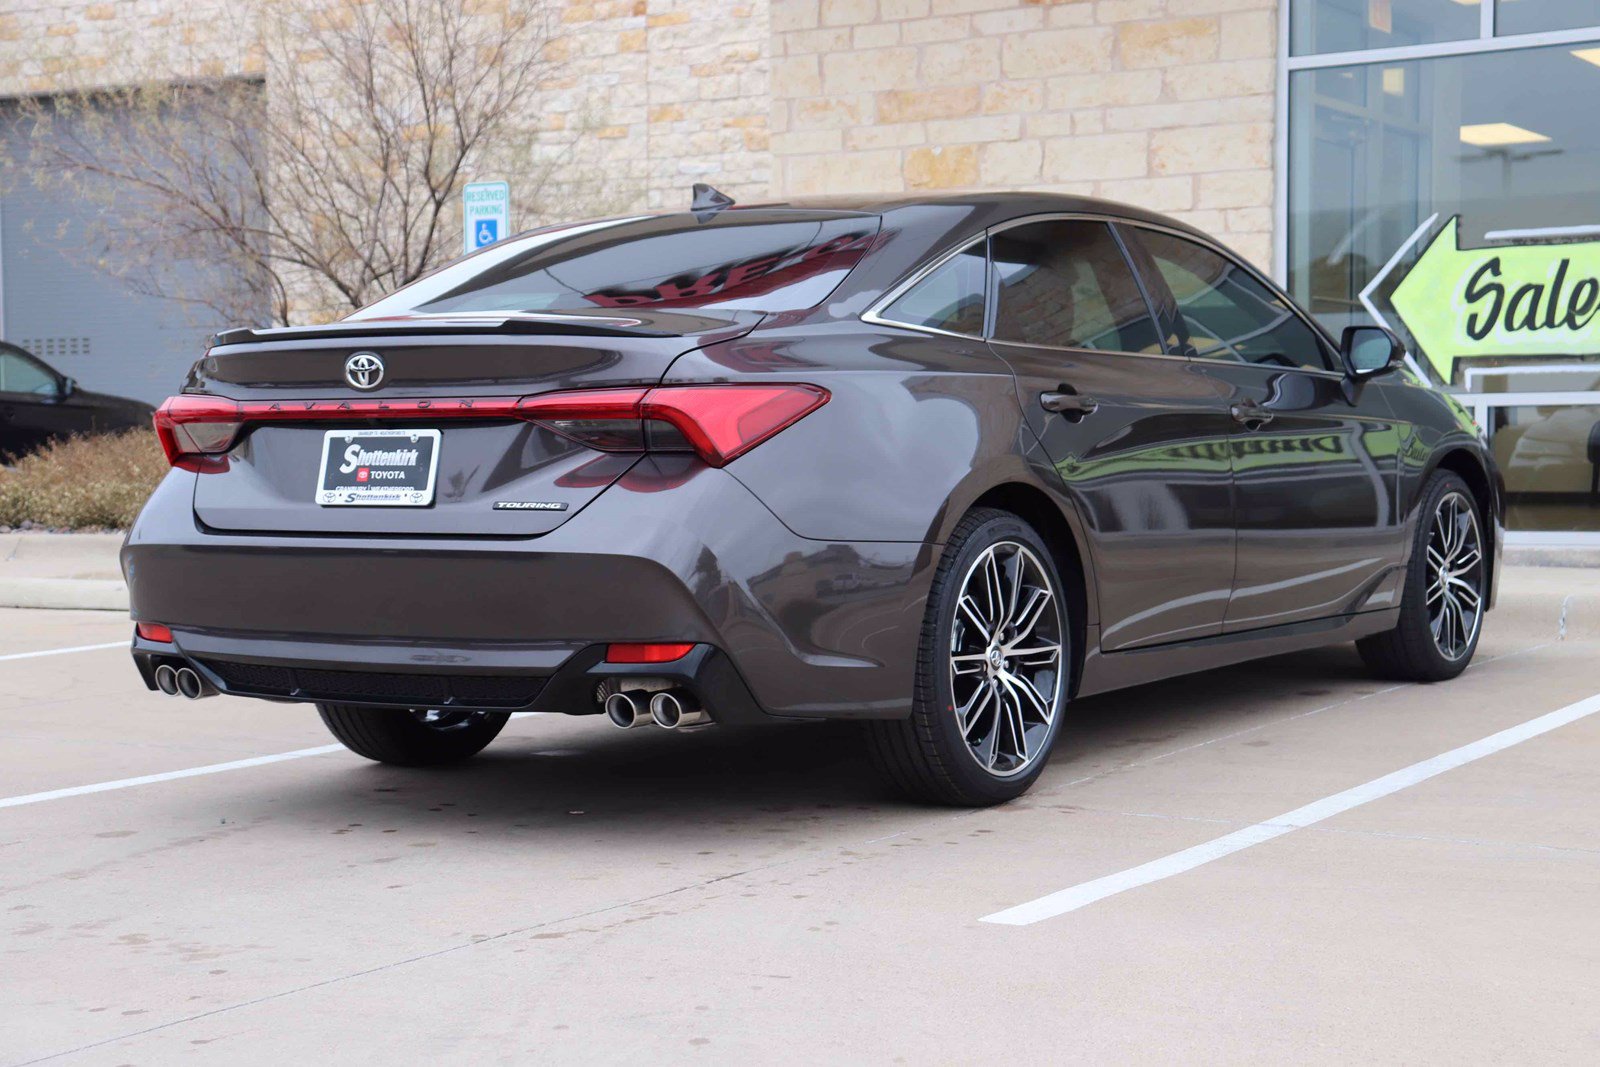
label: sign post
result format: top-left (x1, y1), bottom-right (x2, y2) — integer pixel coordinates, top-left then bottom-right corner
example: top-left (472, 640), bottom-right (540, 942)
top-left (462, 181), bottom-right (511, 255)
top-left (1391, 217), bottom-right (1600, 383)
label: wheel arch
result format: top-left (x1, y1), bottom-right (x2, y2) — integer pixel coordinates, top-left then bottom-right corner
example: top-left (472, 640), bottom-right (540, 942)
top-left (966, 481), bottom-right (1092, 699)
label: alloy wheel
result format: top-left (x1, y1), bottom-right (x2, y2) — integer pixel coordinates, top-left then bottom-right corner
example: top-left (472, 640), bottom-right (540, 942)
top-left (1426, 490), bottom-right (1484, 661)
top-left (948, 541), bottom-right (1064, 777)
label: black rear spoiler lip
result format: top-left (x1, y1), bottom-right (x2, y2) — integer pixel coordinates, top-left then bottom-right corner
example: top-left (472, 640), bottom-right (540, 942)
top-left (210, 311), bottom-right (761, 347)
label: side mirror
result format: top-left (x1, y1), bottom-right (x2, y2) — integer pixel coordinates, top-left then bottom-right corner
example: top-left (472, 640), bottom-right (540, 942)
top-left (1340, 325), bottom-right (1403, 380)
top-left (58, 376), bottom-right (77, 399)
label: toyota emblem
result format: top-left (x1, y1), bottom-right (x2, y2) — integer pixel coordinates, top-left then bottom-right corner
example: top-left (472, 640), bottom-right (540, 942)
top-left (344, 351), bottom-right (385, 390)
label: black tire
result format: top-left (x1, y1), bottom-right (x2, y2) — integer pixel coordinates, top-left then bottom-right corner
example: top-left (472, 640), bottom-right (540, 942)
top-left (1357, 470), bottom-right (1486, 682)
top-left (317, 704), bottom-right (511, 766)
top-left (865, 508), bottom-right (1071, 806)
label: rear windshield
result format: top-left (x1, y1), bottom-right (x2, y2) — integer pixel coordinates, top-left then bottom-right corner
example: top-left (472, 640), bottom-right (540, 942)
top-left (349, 211), bottom-right (882, 320)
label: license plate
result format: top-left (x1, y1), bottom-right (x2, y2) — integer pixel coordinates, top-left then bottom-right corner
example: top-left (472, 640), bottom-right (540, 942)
top-left (316, 428), bottom-right (440, 507)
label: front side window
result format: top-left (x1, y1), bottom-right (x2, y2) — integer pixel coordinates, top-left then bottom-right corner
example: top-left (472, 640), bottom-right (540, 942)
top-left (878, 243), bottom-right (986, 335)
top-left (1138, 230), bottom-right (1333, 372)
top-left (990, 220), bottom-right (1161, 354)
top-left (0, 347), bottom-right (57, 395)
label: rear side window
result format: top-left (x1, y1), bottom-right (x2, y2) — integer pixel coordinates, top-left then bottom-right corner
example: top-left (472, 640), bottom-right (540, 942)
top-left (990, 220), bottom-right (1161, 354)
top-left (878, 243), bottom-right (986, 336)
top-left (351, 213), bottom-right (881, 319)
top-left (1137, 230), bottom-right (1333, 372)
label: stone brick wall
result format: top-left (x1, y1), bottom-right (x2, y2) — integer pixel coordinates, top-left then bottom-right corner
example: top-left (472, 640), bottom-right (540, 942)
top-left (771, 0), bottom-right (1279, 269)
top-left (3, 0), bottom-right (1281, 272)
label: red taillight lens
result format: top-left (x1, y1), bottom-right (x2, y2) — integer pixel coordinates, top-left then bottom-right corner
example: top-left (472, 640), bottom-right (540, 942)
top-left (153, 395), bottom-right (244, 468)
top-left (605, 642), bottom-right (696, 664)
top-left (151, 383), bottom-right (828, 471)
top-left (517, 384), bottom-right (828, 467)
top-left (135, 622), bottom-right (174, 643)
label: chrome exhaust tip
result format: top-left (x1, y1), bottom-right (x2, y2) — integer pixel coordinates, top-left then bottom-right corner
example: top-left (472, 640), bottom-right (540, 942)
top-left (174, 666), bottom-right (211, 700)
top-left (604, 690), bottom-right (653, 729)
top-left (649, 689), bottom-right (710, 730)
top-left (153, 663), bottom-right (179, 695)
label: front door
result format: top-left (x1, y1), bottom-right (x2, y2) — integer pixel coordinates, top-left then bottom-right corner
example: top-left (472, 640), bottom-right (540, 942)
top-left (985, 219), bottom-right (1236, 651)
top-left (1125, 227), bottom-right (1409, 632)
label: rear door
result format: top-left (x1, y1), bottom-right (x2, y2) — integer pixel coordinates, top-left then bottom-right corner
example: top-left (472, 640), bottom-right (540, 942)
top-left (1124, 226), bottom-right (1408, 632)
top-left (985, 218), bottom-right (1236, 651)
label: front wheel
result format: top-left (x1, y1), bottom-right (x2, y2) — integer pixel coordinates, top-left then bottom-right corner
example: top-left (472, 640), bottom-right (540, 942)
top-left (318, 704), bottom-right (511, 766)
top-left (1357, 470), bottom-right (1487, 682)
top-left (866, 508), bottom-right (1071, 806)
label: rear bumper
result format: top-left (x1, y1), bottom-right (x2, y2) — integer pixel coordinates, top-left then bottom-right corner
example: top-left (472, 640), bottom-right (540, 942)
top-left (123, 457), bottom-right (936, 720)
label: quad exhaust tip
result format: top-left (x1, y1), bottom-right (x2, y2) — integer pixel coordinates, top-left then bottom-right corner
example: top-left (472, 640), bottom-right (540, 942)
top-left (154, 663), bottom-right (179, 695)
top-left (649, 689), bottom-right (710, 730)
top-left (155, 663), bottom-right (214, 699)
top-left (175, 667), bottom-right (207, 699)
top-left (603, 690), bottom-right (652, 729)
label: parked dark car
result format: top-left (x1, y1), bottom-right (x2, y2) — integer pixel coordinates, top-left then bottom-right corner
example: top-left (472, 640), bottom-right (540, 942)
top-left (0, 341), bottom-right (154, 457)
top-left (124, 192), bottom-right (1501, 805)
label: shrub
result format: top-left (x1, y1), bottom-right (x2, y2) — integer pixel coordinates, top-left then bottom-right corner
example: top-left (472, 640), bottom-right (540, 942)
top-left (0, 429), bottom-right (167, 530)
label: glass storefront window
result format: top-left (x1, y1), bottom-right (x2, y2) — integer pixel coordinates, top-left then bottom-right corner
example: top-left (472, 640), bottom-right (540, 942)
top-left (1291, 0), bottom-right (1482, 56)
top-left (1287, 40), bottom-right (1600, 388)
top-left (1497, 1), bottom-right (1600, 36)
top-left (1489, 404), bottom-right (1600, 532)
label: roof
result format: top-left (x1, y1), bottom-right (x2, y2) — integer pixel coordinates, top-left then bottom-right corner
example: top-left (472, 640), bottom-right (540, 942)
top-left (741, 190), bottom-right (1208, 238)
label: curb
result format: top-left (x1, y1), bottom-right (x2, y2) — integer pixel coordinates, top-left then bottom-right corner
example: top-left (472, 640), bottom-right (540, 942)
top-left (0, 578), bottom-right (129, 612)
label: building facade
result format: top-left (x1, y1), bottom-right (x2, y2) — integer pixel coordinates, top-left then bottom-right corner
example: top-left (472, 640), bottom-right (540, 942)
top-left (2, 0), bottom-right (1599, 541)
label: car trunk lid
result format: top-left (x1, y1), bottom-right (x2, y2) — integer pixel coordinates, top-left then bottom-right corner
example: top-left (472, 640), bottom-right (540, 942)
top-left (189, 310), bottom-right (758, 537)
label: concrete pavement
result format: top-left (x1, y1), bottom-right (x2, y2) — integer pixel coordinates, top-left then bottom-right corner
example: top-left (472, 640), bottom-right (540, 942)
top-left (1, 568), bottom-right (1598, 1064)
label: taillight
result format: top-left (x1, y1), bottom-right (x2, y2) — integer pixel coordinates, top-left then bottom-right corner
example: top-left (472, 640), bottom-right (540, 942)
top-left (153, 395), bottom-right (244, 469)
top-left (517, 384), bottom-right (829, 467)
top-left (150, 383), bottom-right (828, 470)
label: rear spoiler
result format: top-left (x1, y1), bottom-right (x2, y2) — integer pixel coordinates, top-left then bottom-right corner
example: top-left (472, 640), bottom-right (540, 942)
top-left (211, 310), bottom-right (759, 347)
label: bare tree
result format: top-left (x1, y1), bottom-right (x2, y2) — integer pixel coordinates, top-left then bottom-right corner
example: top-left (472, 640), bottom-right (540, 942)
top-left (12, 0), bottom-right (574, 326)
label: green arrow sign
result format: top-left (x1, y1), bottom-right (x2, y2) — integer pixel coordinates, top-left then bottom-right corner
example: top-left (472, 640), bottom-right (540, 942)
top-left (1390, 217), bottom-right (1600, 382)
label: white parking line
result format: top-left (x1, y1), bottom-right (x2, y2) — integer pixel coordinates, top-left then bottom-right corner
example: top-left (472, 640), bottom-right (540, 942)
top-left (0, 640), bottom-right (126, 662)
top-left (981, 691), bottom-right (1600, 926)
top-left (0, 712), bottom-right (535, 811)
top-left (0, 745), bottom-right (346, 810)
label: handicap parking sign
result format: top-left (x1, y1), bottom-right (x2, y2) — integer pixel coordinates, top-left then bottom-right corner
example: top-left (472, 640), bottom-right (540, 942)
top-left (462, 181), bottom-right (510, 254)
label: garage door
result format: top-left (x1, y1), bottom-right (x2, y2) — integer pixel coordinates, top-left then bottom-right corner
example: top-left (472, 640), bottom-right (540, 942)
top-left (0, 97), bottom-right (257, 406)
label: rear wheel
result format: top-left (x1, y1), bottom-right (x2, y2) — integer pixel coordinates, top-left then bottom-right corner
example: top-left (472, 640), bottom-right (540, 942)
top-left (1357, 470), bottom-right (1486, 681)
top-left (317, 704), bottom-right (511, 766)
top-left (866, 508), bottom-right (1070, 806)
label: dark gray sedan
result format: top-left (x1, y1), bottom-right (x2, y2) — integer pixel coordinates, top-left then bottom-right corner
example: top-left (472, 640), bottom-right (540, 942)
top-left (124, 192), bottom-right (1500, 805)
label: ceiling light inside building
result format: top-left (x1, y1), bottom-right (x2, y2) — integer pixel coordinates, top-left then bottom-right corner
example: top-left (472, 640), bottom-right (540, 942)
top-left (1459, 122), bottom-right (1551, 147)
top-left (1571, 47), bottom-right (1600, 68)
top-left (1382, 67), bottom-right (1405, 96)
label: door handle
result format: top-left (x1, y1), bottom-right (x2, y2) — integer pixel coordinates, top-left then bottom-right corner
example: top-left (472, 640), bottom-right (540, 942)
top-left (1040, 391), bottom-right (1099, 419)
top-left (1230, 400), bottom-right (1274, 428)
